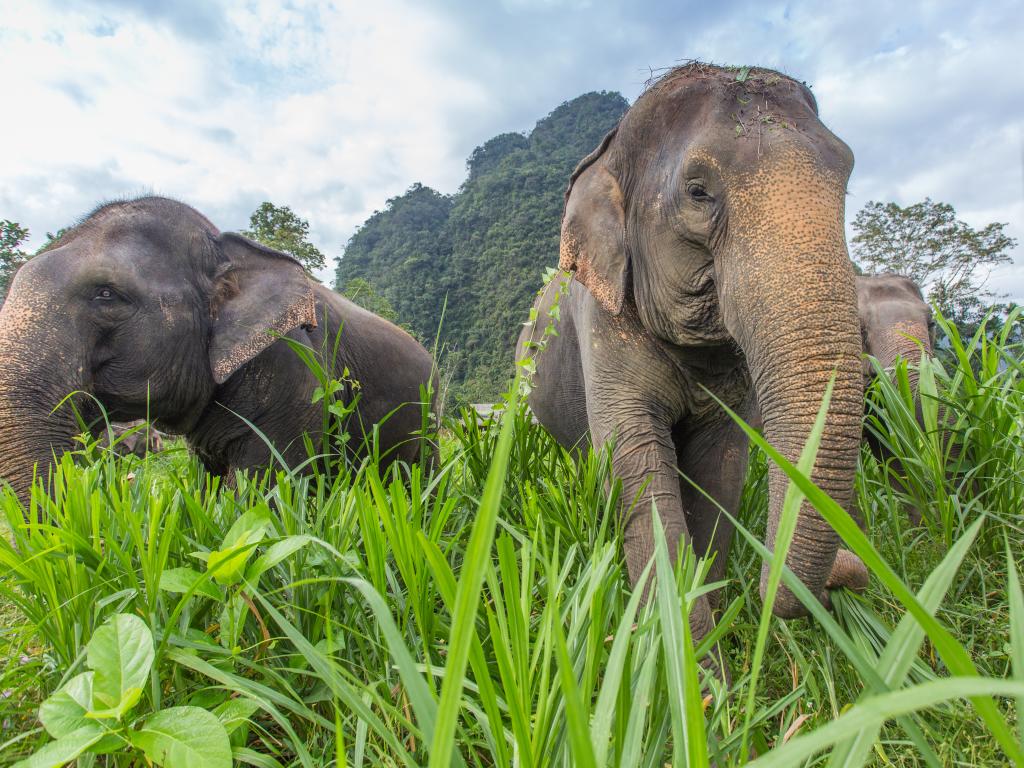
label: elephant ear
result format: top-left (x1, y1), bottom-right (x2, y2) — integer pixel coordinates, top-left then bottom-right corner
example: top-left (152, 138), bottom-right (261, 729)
top-left (208, 233), bottom-right (318, 385)
top-left (559, 149), bottom-right (628, 315)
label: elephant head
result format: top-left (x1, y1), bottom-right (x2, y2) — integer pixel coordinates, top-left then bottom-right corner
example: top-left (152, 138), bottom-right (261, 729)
top-left (0, 197), bottom-right (316, 502)
top-left (856, 274), bottom-right (934, 385)
top-left (560, 64), bottom-right (865, 617)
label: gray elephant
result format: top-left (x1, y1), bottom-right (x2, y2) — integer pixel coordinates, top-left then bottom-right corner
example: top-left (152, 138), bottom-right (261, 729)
top-left (856, 274), bottom-right (934, 387)
top-left (517, 63), bottom-right (868, 661)
top-left (0, 197), bottom-right (436, 503)
top-left (856, 273), bottom-right (954, 523)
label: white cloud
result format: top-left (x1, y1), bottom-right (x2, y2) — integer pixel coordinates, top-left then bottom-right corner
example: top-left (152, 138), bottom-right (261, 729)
top-left (0, 0), bottom-right (1020, 297)
top-left (0, 0), bottom-right (487, 280)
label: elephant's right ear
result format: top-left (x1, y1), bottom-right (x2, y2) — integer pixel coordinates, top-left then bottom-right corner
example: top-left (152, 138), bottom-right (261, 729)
top-left (208, 233), bottom-right (318, 385)
top-left (559, 159), bottom-right (628, 315)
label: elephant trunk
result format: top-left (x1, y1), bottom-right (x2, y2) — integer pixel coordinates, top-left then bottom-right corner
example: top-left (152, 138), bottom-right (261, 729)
top-left (0, 269), bottom-right (84, 505)
top-left (873, 321), bottom-right (932, 392)
top-left (718, 149), bottom-right (865, 618)
top-left (750, 297), bottom-right (864, 618)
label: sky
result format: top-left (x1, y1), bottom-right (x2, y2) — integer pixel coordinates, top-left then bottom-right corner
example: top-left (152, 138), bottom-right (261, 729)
top-left (1, 0), bottom-right (1021, 298)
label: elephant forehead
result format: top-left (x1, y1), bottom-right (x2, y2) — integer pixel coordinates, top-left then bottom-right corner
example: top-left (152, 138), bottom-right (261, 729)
top-left (726, 150), bottom-right (848, 254)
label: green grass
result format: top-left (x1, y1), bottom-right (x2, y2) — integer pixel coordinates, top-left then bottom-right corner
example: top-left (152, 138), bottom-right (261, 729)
top-left (0, 308), bottom-right (1022, 766)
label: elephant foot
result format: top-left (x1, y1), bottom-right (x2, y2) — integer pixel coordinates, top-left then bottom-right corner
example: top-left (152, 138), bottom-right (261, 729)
top-left (820, 548), bottom-right (869, 608)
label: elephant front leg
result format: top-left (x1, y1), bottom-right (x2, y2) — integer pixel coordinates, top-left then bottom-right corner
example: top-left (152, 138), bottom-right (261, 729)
top-left (676, 415), bottom-right (750, 609)
top-left (590, 406), bottom-right (718, 650)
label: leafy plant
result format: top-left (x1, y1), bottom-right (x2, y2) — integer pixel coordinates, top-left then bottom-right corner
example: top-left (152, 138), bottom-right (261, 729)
top-left (0, 308), bottom-right (1022, 766)
top-left (15, 613), bottom-right (234, 768)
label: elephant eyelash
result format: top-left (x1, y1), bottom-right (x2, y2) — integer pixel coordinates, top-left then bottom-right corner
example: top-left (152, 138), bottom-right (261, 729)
top-left (687, 184), bottom-right (713, 202)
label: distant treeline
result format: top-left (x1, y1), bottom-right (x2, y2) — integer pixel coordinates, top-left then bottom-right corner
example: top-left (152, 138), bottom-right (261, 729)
top-left (334, 91), bottom-right (629, 404)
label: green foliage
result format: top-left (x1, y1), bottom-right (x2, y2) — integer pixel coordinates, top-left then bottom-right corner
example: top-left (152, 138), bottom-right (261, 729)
top-left (243, 201), bottom-right (327, 273)
top-left (851, 198), bottom-right (1017, 335)
top-left (16, 613), bottom-right (231, 768)
top-left (340, 277), bottom-right (400, 322)
top-left (334, 183), bottom-right (454, 347)
top-left (1, 311), bottom-right (1023, 765)
top-left (0, 219), bottom-right (30, 305)
top-left (335, 92), bottom-right (629, 404)
top-left (42, 227), bottom-right (69, 249)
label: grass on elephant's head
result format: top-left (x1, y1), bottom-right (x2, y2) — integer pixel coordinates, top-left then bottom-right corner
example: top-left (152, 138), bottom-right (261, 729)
top-left (0, 309), bottom-right (1022, 766)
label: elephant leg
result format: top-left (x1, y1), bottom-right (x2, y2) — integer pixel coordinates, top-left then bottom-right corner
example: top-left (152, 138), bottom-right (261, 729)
top-left (675, 416), bottom-right (749, 610)
top-left (589, 403), bottom-right (723, 680)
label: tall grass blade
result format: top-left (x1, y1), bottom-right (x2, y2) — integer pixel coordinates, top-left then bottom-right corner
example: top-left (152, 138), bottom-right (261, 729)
top-left (828, 516), bottom-right (983, 767)
top-left (428, 389), bottom-right (519, 768)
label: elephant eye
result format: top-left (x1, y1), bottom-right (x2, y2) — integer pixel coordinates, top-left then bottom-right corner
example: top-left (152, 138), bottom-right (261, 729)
top-left (687, 183), bottom-right (712, 203)
top-left (93, 286), bottom-right (118, 302)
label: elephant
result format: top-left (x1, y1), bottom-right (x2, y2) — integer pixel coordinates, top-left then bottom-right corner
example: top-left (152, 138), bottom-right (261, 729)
top-left (856, 273), bottom-right (956, 523)
top-left (856, 274), bottom-right (935, 391)
top-left (516, 63), bottom-right (868, 665)
top-left (0, 197), bottom-right (436, 503)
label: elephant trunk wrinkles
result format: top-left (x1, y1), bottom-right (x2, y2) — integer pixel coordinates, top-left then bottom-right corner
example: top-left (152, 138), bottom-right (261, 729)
top-left (719, 151), bottom-right (864, 618)
top-left (874, 326), bottom-right (930, 382)
top-left (0, 282), bottom-right (83, 505)
top-left (753, 310), bottom-right (863, 618)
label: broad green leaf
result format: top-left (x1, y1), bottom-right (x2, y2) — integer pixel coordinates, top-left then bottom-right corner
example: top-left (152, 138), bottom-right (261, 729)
top-left (165, 649), bottom-right (319, 765)
top-left (160, 567), bottom-right (225, 601)
top-left (86, 690), bottom-right (144, 722)
top-left (208, 530), bottom-right (265, 587)
top-left (245, 535), bottom-right (315, 582)
top-left (39, 672), bottom-right (94, 738)
top-left (131, 706), bottom-right (232, 768)
top-left (207, 508), bottom-right (273, 586)
top-left (87, 613), bottom-right (154, 716)
top-left (221, 507), bottom-right (273, 549)
top-left (11, 724), bottom-right (105, 768)
top-left (214, 697), bottom-right (260, 735)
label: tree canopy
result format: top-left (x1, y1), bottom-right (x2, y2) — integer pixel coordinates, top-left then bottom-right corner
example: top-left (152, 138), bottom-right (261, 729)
top-left (243, 202), bottom-right (327, 273)
top-left (0, 220), bottom-right (30, 306)
top-left (851, 198), bottom-right (1016, 331)
top-left (335, 91), bottom-right (628, 404)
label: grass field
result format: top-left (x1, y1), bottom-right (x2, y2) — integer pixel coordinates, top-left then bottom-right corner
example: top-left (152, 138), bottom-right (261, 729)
top-left (0, 311), bottom-right (1022, 767)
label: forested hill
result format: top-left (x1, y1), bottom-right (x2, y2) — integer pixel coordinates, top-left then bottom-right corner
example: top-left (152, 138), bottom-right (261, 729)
top-left (334, 91), bottom-right (629, 404)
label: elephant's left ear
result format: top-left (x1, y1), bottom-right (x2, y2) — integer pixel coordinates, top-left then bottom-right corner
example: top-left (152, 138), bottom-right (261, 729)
top-left (208, 233), bottom-right (318, 385)
top-left (559, 153), bottom-right (628, 316)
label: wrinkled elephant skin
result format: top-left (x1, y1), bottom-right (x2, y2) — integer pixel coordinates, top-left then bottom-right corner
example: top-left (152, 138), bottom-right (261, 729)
top-left (0, 197), bottom-right (436, 503)
top-left (517, 63), bottom-right (868, 674)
